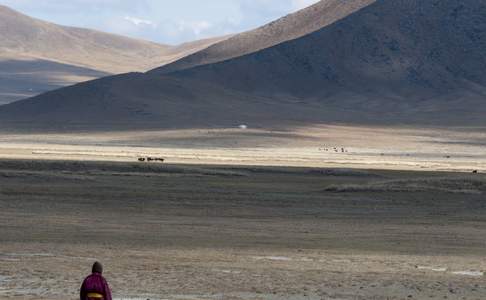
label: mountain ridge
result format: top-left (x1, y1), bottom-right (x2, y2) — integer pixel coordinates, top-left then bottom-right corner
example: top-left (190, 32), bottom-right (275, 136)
top-left (0, 4), bottom-right (171, 74)
top-left (1, 0), bottom-right (485, 129)
top-left (0, 4), bottom-right (228, 104)
top-left (153, 0), bottom-right (376, 74)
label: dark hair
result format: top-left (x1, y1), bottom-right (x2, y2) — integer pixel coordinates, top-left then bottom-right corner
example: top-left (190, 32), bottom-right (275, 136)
top-left (92, 261), bottom-right (103, 274)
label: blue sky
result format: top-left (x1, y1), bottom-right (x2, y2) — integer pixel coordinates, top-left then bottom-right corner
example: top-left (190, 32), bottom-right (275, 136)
top-left (0, 0), bottom-right (320, 45)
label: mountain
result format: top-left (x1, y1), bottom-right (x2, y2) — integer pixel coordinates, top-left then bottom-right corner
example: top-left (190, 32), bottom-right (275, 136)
top-left (0, 55), bottom-right (109, 105)
top-left (154, 0), bottom-right (375, 74)
top-left (170, 0), bottom-right (486, 105)
top-left (0, 5), bottom-right (172, 73)
top-left (0, 5), bottom-right (227, 104)
top-left (1, 0), bottom-right (486, 130)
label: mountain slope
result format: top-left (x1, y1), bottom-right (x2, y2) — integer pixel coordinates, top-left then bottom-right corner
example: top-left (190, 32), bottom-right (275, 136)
top-left (173, 0), bottom-right (486, 97)
top-left (0, 55), bottom-right (109, 105)
top-left (0, 5), bottom-right (227, 104)
top-left (2, 0), bottom-right (486, 129)
top-left (0, 5), bottom-right (172, 74)
top-left (154, 0), bottom-right (376, 74)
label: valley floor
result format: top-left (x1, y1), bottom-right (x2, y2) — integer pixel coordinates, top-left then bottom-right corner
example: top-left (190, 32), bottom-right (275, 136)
top-left (0, 160), bottom-right (485, 300)
top-left (0, 125), bottom-right (485, 172)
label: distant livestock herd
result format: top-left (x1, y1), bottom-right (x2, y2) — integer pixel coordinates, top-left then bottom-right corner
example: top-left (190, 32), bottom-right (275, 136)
top-left (319, 147), bottom-right (348, 153)
top-left (138, 157), bottom-right (165, 163)
top-left (134, 152), bottom-right (480, 174)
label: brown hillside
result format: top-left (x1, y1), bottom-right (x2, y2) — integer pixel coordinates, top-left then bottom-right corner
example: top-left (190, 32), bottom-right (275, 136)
top-left (154, 0), bottom-right (375, 74)
top-left (0, 5), bottom-right (226, 104)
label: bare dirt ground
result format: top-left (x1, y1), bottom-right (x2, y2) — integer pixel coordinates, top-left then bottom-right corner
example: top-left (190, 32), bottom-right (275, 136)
top-left (0, 125), bottom-right (485, 172)
top-left (0, 125), bottom-right (485, 299)
top-left (0, 159), bottom-right (486, 300)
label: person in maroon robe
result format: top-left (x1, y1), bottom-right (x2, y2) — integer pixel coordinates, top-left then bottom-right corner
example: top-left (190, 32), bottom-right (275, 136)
top-left (80, 262), bottom-right (112, 300)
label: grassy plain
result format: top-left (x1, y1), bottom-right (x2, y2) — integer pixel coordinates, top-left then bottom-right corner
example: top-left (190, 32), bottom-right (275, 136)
top-left (0, 159), bottom-right (485, 300)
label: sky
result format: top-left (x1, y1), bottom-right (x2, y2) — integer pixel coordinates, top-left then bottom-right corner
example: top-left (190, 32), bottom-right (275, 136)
top-left (0, 0), bottom-right (320, 45)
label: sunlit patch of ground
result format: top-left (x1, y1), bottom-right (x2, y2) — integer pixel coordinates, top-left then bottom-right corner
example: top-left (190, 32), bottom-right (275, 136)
top-left (1, 125), bottom-right (485, 299)
top-left (0, 125), bottom-right (485, 172)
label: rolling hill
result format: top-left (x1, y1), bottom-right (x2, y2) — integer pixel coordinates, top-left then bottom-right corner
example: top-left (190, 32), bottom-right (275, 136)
top-left (1, 0), bottom-right (485, 130)
top-left (0, 5), bottom-right (227, 104)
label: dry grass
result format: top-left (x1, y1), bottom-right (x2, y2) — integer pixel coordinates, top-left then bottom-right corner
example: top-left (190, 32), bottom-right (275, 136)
top-left (324, 176), bottom-right (486, 194)
top-left (1, 159), bottom-right (486, 299)
top-left (0, 125), bottom-right (485, 172)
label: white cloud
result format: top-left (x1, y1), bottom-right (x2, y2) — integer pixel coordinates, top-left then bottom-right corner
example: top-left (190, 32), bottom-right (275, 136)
top-left (177, 20), bottom-right (212, 36)
top-left (124, 16), bottom-right (156, 27)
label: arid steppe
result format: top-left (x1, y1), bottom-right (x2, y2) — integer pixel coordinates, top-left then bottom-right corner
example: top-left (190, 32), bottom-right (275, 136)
top-left (0, 159), bottom-right (485, 300)
top-left (0, 126), bottom-right (486, 300)
top-left (0, 125), bottom-right (485, 172)
top-left (1, 0), bottom-right (486, 299)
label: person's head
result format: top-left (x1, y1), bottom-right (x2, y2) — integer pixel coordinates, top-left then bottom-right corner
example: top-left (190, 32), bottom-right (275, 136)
top-left (92, 261), bottom-right (103, 274)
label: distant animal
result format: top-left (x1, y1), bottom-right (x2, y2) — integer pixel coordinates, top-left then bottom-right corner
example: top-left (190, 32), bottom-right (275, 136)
top-left (147, 157), bottom-right (165, 163)
top-left (472, 170), bottom-right (478, 174)
top-left (138, 157), bottom-right (164, 163)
